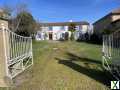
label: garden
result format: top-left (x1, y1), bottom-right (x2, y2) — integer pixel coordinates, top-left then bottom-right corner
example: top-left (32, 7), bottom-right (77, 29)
top-left (6, 40), bottom-right (114, 90)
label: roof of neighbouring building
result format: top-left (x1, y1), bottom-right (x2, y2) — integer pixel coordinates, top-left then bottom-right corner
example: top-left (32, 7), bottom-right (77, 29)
top-left (40, 21), bottom-right (89, 26)
top-left (93, 8), bottom-right (120, 25)
top-left (111, 8), bottom-right (120, 14)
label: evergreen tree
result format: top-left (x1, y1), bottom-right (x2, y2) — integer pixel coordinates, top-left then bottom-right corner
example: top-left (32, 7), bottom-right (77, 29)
top-left (68, 23), bottom-right (76, 40)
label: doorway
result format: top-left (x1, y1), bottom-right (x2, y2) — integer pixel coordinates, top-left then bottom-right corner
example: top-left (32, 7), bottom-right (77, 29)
top-left (49, 33), bottom-right (53, 40)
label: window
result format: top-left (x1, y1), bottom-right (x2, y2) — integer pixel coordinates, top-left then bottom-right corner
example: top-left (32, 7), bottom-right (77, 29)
top-left (49, 26), bottom-right (53, 31)
top-left (61, 26), bottom-right (65, 30)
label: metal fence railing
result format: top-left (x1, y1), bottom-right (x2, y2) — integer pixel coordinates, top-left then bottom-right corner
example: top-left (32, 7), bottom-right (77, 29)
top-left (102, 30), bottom-right (120, 80)
top-left (0, 29), bottom-right (33, 79)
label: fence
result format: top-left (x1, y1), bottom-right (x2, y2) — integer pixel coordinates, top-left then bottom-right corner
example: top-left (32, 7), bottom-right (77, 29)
top-left (102, 30), bottom-right (120, 80)
top-left (0, 29), bottom-right (33, 79)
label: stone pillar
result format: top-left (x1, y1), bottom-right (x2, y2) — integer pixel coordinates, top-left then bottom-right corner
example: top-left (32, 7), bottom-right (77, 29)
top-left (0, 19), bottom-right (8, 30)
top-left (0, 18), bottom-right (11, 87)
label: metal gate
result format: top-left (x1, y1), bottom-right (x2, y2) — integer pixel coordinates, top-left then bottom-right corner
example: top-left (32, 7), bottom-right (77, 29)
top-left (102, 30), bottom-right (120, 80)
top-left (0, 29), bottom-right (33, 79)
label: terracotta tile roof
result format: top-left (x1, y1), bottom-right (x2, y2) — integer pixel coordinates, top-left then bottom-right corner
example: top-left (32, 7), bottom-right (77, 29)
top-left (93, 8), bottom-right (120, 25)
top-left (111, 8), bottom-right (120, 14)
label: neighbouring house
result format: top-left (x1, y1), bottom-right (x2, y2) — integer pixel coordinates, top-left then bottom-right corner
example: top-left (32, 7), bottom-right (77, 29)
top-left (93, 8), bottom-right (120, 39)
top-left (35, 21), bottom-right (90, 41)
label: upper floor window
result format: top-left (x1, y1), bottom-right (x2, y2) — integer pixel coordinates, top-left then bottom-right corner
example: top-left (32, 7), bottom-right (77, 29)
top-left (49, 26), bottom-right (53, 31)
top-left (61, 26), bottom-right (65, 30)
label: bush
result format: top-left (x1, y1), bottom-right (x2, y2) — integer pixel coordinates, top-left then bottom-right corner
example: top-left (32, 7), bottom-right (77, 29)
top-left (88, 34), bottom-right (102, 44)
top-left (65, 32), bottom-right (69, 40)
top-left (15, 11), bottom-right (36, 37)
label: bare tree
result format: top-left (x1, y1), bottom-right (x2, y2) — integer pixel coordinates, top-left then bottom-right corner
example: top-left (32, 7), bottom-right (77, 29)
top-left (0, 4), bottom-right (13, 16)
top-left (5, 3), bottom-right (29, 31)
top-left (15, 2), bottom-right (28, 15)
top-left (1, 2), bottom-right (36, 37)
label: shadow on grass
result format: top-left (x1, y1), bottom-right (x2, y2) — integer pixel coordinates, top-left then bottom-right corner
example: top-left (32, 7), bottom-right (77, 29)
top-left (55, 52), bottom-right (115, 87)
top-left (76, 40), bottom-right (102, 45)
top-left (66, 52), bottom-right (101, 65)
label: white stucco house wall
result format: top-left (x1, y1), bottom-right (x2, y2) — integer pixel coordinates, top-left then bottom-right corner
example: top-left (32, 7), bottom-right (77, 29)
top-left (35, 21), bottom-right (90, 41)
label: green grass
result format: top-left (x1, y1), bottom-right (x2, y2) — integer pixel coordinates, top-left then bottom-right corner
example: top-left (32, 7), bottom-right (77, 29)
top-left (1, 41), bottom-right (112, 90)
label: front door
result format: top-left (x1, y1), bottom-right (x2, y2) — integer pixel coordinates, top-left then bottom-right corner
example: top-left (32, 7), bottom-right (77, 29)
top-left (49, 33), bottom-right (53, 40)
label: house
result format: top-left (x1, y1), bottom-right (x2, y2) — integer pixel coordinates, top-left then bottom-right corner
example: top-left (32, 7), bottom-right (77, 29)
top-left (35, 21), bottom-right (90, 41)
top-left (93, 8), bottom-right (120, 38)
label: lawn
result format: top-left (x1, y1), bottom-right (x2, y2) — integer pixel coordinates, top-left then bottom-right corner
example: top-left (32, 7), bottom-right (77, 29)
top-left (1, 41), bottom-right (113, 90)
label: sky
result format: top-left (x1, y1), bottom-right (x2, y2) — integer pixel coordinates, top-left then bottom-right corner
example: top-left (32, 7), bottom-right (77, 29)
top-left (0, 0), bottom-right (120, 24)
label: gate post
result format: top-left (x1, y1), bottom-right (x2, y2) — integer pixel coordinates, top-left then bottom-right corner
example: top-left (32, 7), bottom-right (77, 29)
top-left (0, 15), bottom-right (11, 87)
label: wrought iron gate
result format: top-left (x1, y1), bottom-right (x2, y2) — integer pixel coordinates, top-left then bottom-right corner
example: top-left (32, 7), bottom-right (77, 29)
top-left (0, 29), bottom-right (33, 79)
top-left (102, 30), bottom-right (120, 80)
